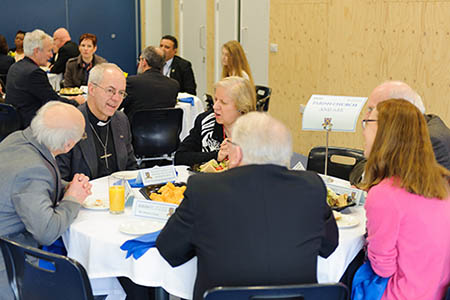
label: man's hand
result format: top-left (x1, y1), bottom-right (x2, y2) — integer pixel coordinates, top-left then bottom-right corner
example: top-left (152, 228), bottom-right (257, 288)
top-left (64, 173), bottom-right (92, 204)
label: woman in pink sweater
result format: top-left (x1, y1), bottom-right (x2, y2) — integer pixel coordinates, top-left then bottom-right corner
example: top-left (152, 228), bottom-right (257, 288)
top-left (360, 99), bottom-right (450, 300)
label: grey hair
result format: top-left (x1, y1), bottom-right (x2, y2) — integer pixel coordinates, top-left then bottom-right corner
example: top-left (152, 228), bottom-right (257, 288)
top-left (214, 76), bottom-right (256, 113)
top-left (23, 29), bottom-right (52, 57)
top-left (385, 81), bottom-right (426, 113)
top-left (30, 102), bottom-right (84, 152)
top-left (142, 46), bottom-right (165, 70)
top-left (88, 63), bottom-right (124, 85)
top-left (232, 112), bottom-right (292, 167)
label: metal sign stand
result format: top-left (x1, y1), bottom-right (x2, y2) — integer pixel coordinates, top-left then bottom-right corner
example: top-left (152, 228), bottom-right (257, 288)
top-left (322, 117), bottom-right (333, 183)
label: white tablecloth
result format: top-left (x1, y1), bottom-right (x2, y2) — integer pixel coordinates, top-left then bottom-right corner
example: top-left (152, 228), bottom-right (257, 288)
top-left (176, 93), bottom-right (205, 141)
top-left (62, 169), bottom-right (365, 299)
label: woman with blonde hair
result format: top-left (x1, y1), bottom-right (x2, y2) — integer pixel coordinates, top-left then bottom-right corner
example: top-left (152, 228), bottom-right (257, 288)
top-left (360, 99), bottom-right (450, 300)
top-left (175, 76), bottom-right (256, 166)
top-left (221, 40), bottom-right (254, 86)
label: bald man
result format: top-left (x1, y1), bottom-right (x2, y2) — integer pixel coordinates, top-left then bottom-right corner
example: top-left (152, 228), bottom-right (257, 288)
top-left (0, 101), bottom-right (92, 300)
top-left (50, 27), bottom-right (79, 74)
top-left (350, 81), bottom-right (450, 184)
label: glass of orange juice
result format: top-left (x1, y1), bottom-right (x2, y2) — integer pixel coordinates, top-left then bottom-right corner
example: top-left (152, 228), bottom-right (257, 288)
top-left (108, 175), bottom-right (125, 214)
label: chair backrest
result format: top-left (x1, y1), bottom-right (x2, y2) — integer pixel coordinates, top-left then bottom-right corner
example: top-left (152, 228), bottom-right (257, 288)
top-left (306, 146), bottom-right (365, 181)
top-left (0, 236), bottom-right (94, 300)
top-left (0, 73), bottom-right (7, 85)
top-left (204, 283), bottom-right (348, 300)
top-left (255, 85), bottom-right (272, 111)
top-left (0, 103), bottom-right (21, 142)
top-left (131, 108), bottom-right (183, 159)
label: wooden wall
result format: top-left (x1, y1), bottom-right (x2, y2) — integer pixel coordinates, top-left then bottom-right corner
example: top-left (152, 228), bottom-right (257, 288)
top-left (269, 0), bottom-right (450, 156)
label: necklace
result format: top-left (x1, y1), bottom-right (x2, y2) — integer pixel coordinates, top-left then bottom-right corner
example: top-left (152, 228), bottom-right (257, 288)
top-left (89, 122), bottom-right (112, 169)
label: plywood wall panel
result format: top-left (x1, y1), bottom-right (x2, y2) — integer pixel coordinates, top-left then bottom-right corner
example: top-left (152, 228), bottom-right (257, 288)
top-left (270, 0), bottom-right (450, 156)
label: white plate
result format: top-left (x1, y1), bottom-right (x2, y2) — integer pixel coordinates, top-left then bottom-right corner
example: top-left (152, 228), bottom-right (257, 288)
top-left (119, 220), bottom-right (165, 235)
top-left (82, 198), bottom-right (109, 210)
top-left (336, 215), bottom-right (360, 229)
top-left (112, 170), bottom-right (139, 180)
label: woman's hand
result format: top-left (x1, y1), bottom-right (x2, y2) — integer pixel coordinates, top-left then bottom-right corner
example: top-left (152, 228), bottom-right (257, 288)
top-left (218, 138), bottom-right (232, 161)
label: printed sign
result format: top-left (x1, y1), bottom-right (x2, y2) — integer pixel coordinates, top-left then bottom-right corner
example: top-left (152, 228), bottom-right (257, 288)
top-left (132, 199), bottom-right (177, 221)
top-left (302, 95), bottom-right (367, 132)
top-left (135, 165), bottom-right (177, 186)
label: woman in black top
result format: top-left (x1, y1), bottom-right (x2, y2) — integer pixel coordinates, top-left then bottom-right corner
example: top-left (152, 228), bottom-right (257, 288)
top-left (0, 35), bottom-right (14, 79)
top-left (175, 76), bottom-right (256, 166)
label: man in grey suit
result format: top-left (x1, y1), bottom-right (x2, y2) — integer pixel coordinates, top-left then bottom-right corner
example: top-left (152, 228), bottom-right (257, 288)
top-left (350, 81), bottom-right (450, 184)
top-left (0, 101), bottom-right (92, 300)
top-left (57, 63), bottom-right (138, 181)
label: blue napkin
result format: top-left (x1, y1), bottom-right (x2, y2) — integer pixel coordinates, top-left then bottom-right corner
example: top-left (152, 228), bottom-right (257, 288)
top-left (128, 178), bottom-right (144, 188)
top-left (352, 261), bottom-right (389, 300)
top-left (120, 230), bottom-right (161, 259)
top-left (178, 97), bottom-right (194, 106)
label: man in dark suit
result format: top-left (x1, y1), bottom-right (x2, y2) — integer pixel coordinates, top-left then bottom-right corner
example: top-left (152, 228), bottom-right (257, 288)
top-left (6, 29), bottom-right (84, 129)
top-left (120, 46), bottom-right (179, 121)
top-left (349, 81), bottom-right (450, 185)
top-left (157, 112), bottom-right (339, 300)
top-left (57, 63), bottom-right (137, 181)
top-left (160, 35), bottom-right (197, 95)
top-left (49, 28), bottom-right (79, 74)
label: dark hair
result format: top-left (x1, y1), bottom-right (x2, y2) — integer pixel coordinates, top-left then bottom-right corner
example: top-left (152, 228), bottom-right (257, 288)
top-left (142, 46), bottom-right (165, 70)
top-left (16, 30), bottom-right (25, 36)
top-left (161, 35), bottom-right (178, 49)
top-left (0, 35), bottom-right (9, 55)
top-left (79, 33), bottom-right (97, 47)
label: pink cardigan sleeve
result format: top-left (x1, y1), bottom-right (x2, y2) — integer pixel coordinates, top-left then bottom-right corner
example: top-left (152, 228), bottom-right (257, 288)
top-left (365, 182), bottom-right (401, 278)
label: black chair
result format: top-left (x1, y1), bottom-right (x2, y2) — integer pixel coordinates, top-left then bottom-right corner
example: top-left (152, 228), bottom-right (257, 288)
top-left (0, 236), bottom-right (94, 300)
top-left (131, 108), bottom-right (183, 166)
top-left (255, 85), bottom-right (272, 111)
top-left (0, 73), bottom-right (7, 85)
top-left (204, 283), bottom-right (348, 300)
top-left (203, 93), bottom-right (214, 111)
top-left (0, 103), bottom-right (21, 142)
top-left (306, 146), bottom-right (365, 181)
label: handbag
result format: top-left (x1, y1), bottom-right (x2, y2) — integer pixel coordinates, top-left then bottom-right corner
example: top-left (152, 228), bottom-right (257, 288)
top-left (351, 261), bottom-right (389, 300)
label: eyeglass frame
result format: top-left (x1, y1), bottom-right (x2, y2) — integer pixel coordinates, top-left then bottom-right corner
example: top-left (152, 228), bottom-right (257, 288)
top-left (92, 82), bottom-right (128, 99)
top-left (361, 119), bottom-right (377, 129)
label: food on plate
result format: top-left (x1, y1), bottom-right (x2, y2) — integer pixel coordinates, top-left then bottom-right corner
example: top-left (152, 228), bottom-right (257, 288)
top-left (199, 159), bottom-right (228, 173)
top-left (332, 211), bottom-right (342, 220)
top-left (94, 199), bottom-right (104, 207)
top-left (60, 87), bottom-right (83, 95)
top-left (150, 182), bottom-right (186, 205)
top-left (326, 187), bottom-right (349, 207)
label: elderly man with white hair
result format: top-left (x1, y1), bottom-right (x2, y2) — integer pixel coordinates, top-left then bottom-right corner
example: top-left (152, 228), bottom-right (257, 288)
top-left (349, 80), bottom-right (450, 184)
top-left (6, 29), bottom-right (84, 129)
top-left (0, 101), bottom-right (92, 300)
top-left (157, 112), bottom-right (338, 300)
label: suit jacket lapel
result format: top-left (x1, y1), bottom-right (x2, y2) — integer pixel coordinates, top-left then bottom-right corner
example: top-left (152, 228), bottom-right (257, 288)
top-left (111, 114), bottom-right (126, 170)
top-left (79, 104), bottom-right (98, 178)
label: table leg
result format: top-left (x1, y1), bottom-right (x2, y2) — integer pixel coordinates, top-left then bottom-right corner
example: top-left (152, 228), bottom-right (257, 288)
top-left (155, 287), bottom-right (169, 300)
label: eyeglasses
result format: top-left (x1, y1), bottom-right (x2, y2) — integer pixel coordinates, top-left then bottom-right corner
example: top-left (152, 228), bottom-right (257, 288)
top-left (136, 57), bottom-right (143, 63)
top-left (92, 82), bottom-right (127, 99)
top-left (361, 119), bottom-right (377, 129)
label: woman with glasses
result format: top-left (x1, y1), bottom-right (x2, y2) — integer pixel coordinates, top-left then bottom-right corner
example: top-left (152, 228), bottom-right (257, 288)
top-left (64, 33), bottom-right (107, 88)
top-left (175, 76), bottom-right (256, 167)
top-left (359, 99), bottom-right (450, 300)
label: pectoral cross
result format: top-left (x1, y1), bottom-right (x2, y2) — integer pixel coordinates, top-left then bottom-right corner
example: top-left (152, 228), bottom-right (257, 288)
top-left (100, 151), bottom-right (112, 169)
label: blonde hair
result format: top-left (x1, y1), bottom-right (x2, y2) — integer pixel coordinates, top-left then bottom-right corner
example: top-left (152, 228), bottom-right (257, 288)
top-left (214, 76), bottom-right (256, 114)
top-left (360, 99), bottom-right (449, 199)
top-left (221, 40), bottom-right (254, 86)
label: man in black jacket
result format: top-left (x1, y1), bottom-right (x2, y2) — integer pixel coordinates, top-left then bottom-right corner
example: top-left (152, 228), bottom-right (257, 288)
top-left (160, 35), bottom-right (197, 95)
top-left (49, 27), bottom-right (79, 74)
top-left (120, 46), bottom-right (179, 122)
top-left (157, 112), bottom-right (339, 300)
top-left (6, 29), bottom-right (84, 128)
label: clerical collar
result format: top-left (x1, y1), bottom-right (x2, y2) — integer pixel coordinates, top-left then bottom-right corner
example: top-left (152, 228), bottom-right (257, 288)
top-left (86, 105), bottom-right (111, 127)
